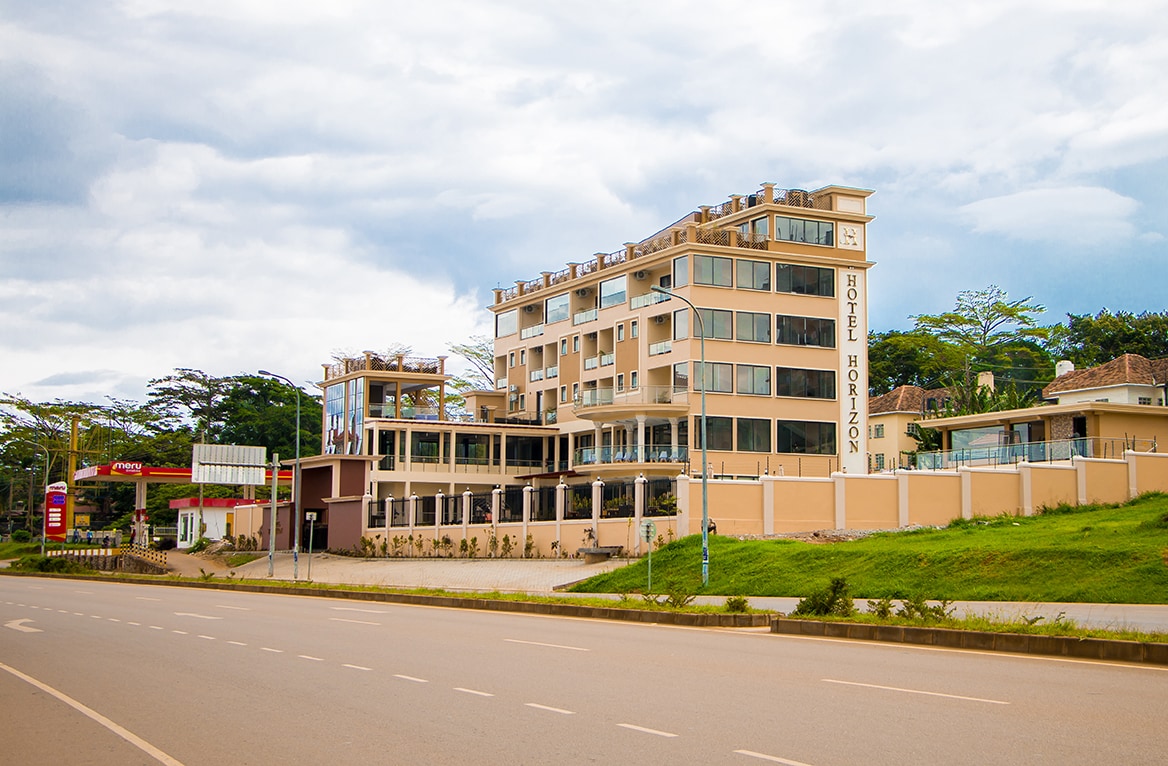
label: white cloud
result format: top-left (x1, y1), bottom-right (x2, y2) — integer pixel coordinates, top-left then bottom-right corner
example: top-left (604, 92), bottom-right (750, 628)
top-left (958, 186), bottom-right (1139, 245)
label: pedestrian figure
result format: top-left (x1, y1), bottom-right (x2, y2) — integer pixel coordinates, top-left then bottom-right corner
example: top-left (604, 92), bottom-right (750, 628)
top-left (102, 534), bottom-right (110, 548)
top-left (86, 530), bottom-right (94, 545)
top-left (130, 529), bottom-right (136, 546)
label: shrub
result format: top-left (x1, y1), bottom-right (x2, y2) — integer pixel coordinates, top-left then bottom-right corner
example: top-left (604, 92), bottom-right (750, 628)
top-left (866, 597), bottom-right (894, 619)
top-left (11, 529), bottom-right (31, 543)
top-left (188, 536), bottom-right (212, 553)
top-left (896, 594), bottom-right (955, 622)
top-left (665, 589), bottom-right (696, 608)
top-left (725, 595), bottom-right (750, 613)
top-left (11, 555), bottom-right (89, 574)
top-left (792, 577), bottom-right (856, 617)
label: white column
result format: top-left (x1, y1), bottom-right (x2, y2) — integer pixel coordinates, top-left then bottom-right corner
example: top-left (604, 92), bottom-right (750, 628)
top-left (636, 415), bottom-right (647, 463)
top-left (669, 417), bottom-right (679, 460)
top-left (896, 472), bottom-right (909, 528)
top-left (590, 478), bottom-right (604, 545)
top-left (634, 473), bottom-right (647, 555)
top-left (959, 468), bottom-right (973, 520)
top-left (522, 484), bottom-right (533, 553)
top-left (462, 489), bottom-right (472, 536)
top-left (594, 425), bottom-right (603, 463)
top-left (833, 473), bottom-right (846, 529)
top-left (434, 491), bottom-right (444, 538)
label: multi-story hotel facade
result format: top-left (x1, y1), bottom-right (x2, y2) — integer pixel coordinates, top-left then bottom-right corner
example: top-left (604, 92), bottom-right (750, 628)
top-left (478, 182), bottom-right (875, 481)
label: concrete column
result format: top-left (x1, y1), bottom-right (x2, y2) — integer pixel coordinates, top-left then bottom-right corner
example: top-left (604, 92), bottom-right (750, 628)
top-left (635, 415), bottom-right (646, 462)
top-left (897, 472), bottom-right (909, 528)
top-left (594, 425), bottom-right (603, 463)
top-left (591, 478), bottom-right (604, 545)
top-left (761, 475), bottom-right (775, 535)
top-left (833, 473), bottom-right (846, 529)
top-left (634, 473), bottom-right (647, 555)
top-left (1127, 452), bottom-right (1139, 500)
top-left (434, 491), bottom-right (444, 537)
top-left (555, 478), bottom-right (567, 556)
top-left (522, 484), bottom-right (533, 552)
top-left (675, 473), bottom-right (690, 535)
top-left (491, 486), bottom-right (502, 526)
top-left (409, 493), bottom-right (419, 532)
top-left (669, 418), bottom-right (679, 460)
top-left (1019, 464), bottom-right (1033, 516)
top-left (462, 489), bottom-right (472, 536)
top-left (960, 468), bottom-right (973, 520)
top-left (624, 425), bottom-right (633, 461)
top-left (1076, 459), bottom-right (1089, 506)
top-left (404, 427), bottom-right (413, 471)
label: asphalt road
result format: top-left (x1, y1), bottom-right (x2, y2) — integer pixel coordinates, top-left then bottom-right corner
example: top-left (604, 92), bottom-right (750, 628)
top-left (2, 577), bottom-right (1167, 765)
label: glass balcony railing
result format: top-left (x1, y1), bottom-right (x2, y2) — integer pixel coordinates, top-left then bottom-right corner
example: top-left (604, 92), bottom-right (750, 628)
top-left (630, 291), bottom-right (670, 309)
top-left (496, 378), bottom-right (508, 390)
top-left (520, 324), bottom-right (544, 340)
top-left (574, 386), bottom-right (687, 409)
top-left (599, 353), bottom-right (614, 367)
top-left (584, 356), bottom-right (599, 370)
top-left (573, 308), bottom-right (598, 325)
top-left (530, 369), bottom-right (544, 382)
top-left (545, 366), bottom-right (558, 378)
top-left (574, 445), bottom-right (689, 465)
top-left (648, 340), bottom-right (672, 356)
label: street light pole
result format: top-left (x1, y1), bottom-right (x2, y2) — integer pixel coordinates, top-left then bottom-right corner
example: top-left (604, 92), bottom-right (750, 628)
top-left (650, 286), bottom-right (709, 587)
top-left (259, 370), bottom-right (302, 580)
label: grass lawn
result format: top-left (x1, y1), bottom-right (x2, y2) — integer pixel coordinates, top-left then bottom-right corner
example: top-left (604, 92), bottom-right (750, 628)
top-left (570, 493), bottom-right (1168, 604)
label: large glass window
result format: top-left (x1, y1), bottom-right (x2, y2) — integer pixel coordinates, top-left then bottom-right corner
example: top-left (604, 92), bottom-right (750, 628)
top-left (776, 367), bottom-right (837, 399)
top-left (673, 308), bottom-right (689, 341)
top-left (738, 418), bottom-right (772, 452)
top-left (694, 255), bottom-right (733, 287)
top-left (347, 377), bottom-right (364, 455)
top-left (693, 361), bottom-right (733, 393)
top-left (599, 275), bottom-right (627, 309)
top-left (737, 364), bottom-right (771, 395)
top-left (736, 311), bottom-right (771, 343)
top-left (545, 293), bottom-right (570, 324)
top-left (696, 308), bottom-right (733, 340)
top-left (777, 421), bottom-right (837, 455)
top-left (325, 383), bottom-right (345, 454)
top-left (736, 259), bottom-right (771, 291)
top-left (695, 416), bottom-right (733, 451)
top-left (672, 256), bottom-right (688, 288)
top-left (774, 216), bottom-right (835, 246)
top-left (775, 263), bottom-right (835, 296)
top-left (776, 315), bottom-right (836, 348)
top-left (496, 309), bottom-right (518, 337)
top-left (673, 362), bottom-right (689, 390)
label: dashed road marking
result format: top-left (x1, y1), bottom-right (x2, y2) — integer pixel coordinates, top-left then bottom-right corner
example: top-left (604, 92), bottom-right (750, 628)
top-left (454, 687), bottom-right (494, 697)
top-left (299, 655), bottom-right (324, 662)
top-left (108, 618), bottom-right (120, 622)
top-left (215, 605), bottom-right (250, 611)
top-left (394, 674), bottom-right (428, 683)
top-left (227, 641), bottom-right (247, 646)
top-left (172, 630), bottom-right (188, 635)
top-left (330, 607), bottom-right (388, 614)
top-left (198, 635), bottom-right (216, 641)
top-left (504, 638), bottom-right (589, 652)
top-left (617, 723), bottom-right (678, 738)
top-left (136, 597), bottom-right (160, 601)
top-left (822, 678), bottom-right (1009, 705)
top-left (734, 750), bottom-right (817, 765)
top-left (149, 626), bottom-right (163, 630)
top-left (329, 617), bottom-right (380, 626)
top-left (342, 664), bottom-right (371, 671)
top-left (128, 622), bottom-right (140, 626)
top-left (525, 703), bottom-right (574, 715)
top-left (261, 648), bottom-right (283, 653)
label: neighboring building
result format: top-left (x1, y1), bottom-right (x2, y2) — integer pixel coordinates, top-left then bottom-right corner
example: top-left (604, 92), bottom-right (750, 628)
top-left (293, 182), bottom-right (877, 553)
top-left (867, 385), bottom-right (949, 470)
top-left (171, 497), bottom-right (253, 548)
top-left (911, 355), bottom-right (1168, 468)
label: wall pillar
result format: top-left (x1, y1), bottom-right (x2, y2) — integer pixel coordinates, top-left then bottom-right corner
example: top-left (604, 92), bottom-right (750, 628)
top-left (761, 475), bottom-right (775, 535)
top-left (636, 415), bottom-right (647, 462)
top-left (959, 468), bottom-right (973, 520)
top-left (591, 478), bottom-right (604, 544)
top-left (833, 473), bottom-right (846, 529)
top-left (1019, 464), bottom-right (1034, 516)
top-left (634, 473), bottom-right (647, 555)
top-left (522, 484), bottom-right (533, 551)
top-left (897, 472), bottom-right (909, 528)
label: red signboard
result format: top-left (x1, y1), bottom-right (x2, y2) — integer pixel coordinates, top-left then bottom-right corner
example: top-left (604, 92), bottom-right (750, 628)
top-left (45, 480), bottom-right (68, 542)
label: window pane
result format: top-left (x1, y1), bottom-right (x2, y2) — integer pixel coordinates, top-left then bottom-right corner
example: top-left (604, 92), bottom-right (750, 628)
top-left (776, 421), bottom-right (836, 455)
top-left (737, 364), bottom-right (771, 395)
top-left (736, 311), bottom-right (771, 343)
top-left (736, 259), bottom-right (770, 290)
top-left (496, 310), bottom-right (518, 337)
top-left (738, 418), bottom-right (771, 452)
top-left (776, 367), bottom-right (836, 398)
top-left (545, 294), bottom-right (570, 324)
top-left (673, 256), bottom-right (688, 288)
top-left (694, 362), bottom-right (733, 393)
top-left (695, 416), bottom-right (733, 451)
top-left (776, 315), bottom-right (835, 348)
top-left (697, 308), bottom-right (732, 340)
top-left (775, 263), bottom-right (835, 297)
top-left (673, 308), bottom-right (689, 341)
top-left (599, 275), bottom-right (627, 308)
top-left (694, 255), bottom-right (732, 287)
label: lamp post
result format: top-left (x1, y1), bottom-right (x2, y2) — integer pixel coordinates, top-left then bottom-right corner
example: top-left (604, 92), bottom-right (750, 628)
top-left (13, 439), bottom-right (51, 556)
top-left (259, 370), bottom-right (302, 580)
top-left (650, 285), bottom-right (709, 587)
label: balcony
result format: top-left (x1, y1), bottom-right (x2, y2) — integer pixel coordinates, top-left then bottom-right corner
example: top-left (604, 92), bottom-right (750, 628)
top-left (496, 378), bottom-right (507, 390)
top-left (545, 365), bottom-right (558, 379)
top-left (648, 340), bottom-right (672, 356)
top-left (911, 437), bottom-right (1156, 471)
top-left (599, 353), bottom-right (614, 367)
top-left (584, 356), bottom-right (599, 370)
top-left (574, 445), bottom-right (690, 465)
top-left (574, 386), bottom-right (687, 410)
top-left (368, 405), bottom-right (442, 421)
top-left (530, 369), bottom-right (544, 382)
top-left (573, 308), bottom-right (598, 325)
top-left (630, 292), bottom-right (670, 309)
top-left (520, 324), bottom-right (544, 340)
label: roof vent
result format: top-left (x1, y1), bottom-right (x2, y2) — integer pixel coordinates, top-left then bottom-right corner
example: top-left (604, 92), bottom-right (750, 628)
top-left (1055, 360), bottom-right (1075, 378)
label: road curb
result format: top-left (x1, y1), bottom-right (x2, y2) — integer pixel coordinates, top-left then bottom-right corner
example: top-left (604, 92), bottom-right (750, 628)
top-left (0, 571), bottom-right (769, 628)
top-left (770, 617), bottom-right (1168, 665)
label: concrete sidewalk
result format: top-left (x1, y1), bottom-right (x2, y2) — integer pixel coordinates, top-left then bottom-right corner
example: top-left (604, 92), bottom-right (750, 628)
top-left (192, 552), bottom-right (1168, 634)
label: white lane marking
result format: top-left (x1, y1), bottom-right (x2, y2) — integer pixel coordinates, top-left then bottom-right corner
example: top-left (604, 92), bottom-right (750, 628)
top-left (91, 615), bottom-right (102, 619)
top-left (330, 607), bottom-right (389, 614)
top-left (108, 618), bottom-right (121, 622)
top-left (128, 622), bottom-right (141, 626)
top-left (73, 612), bottom-right (83, 616)
top-left (394, 674), bottom-right (428, 683)
top-left (454, 687), bottom-right (494, 697)
top-left (504, 638), bottom-right (589, 652)
top-left (5, 619), bottom-right (42, 633)
top-left (822, 679), bottom-right (1009, 705)
top-left (198, 635), bottom-right (216, 641)
top-left (618, 723), bottom-right (678, 738)
top-left (29, 605), bottom-right (40, 609)
top-left (173, 612), bottom-right (222, 620)
top-left (227, 641), bottom-right (247, 646)
top-left (73, 590), bottom-right (92, 594)
top-left (261, 647), bottom-right (283, 653)
top-left (299, 655), bottom-right (324, 662)
top-left (136, 597), bottom-right (160, 601)
top-left (149, 626), bottom-right (163, 630)
top-left (215, 605), bottom-right (251, 610)
top-left (57, 610), bottom-right (69, 614)
top-left (343, 664), bottom-right (371, 671)
top-left (735, 749), bottom-right (817, 765)
top-left (0, 660), bottom-right (187, 765)
top-left (329, 617), bottom-right (380, 626)
top-left (525, 703), bottom-right (575, 715)
top-left (172, 630), bottom-right (188, 635)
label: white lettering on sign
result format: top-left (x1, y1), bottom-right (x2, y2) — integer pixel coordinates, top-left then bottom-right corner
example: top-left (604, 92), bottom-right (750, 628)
top-left (112, 461), bottom-right (144, 475)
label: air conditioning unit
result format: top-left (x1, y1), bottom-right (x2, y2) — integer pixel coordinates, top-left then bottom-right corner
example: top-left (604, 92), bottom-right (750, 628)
top-left (654, 315), bottom-right (667, 324)
top-left (575, 288), bottom-right (591, 298)
top-left (509, 385), bottom-right (519, 392)
top-left (632, 270), bottom-right (648, 281)
top-left (523, 305), bottom-right (536, 314)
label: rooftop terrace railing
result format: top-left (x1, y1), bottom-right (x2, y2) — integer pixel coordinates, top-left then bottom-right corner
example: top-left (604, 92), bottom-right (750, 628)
top-left (324, 354), bottom-right (444, 380)
top-left (911, 437), bottom-right (1157, 471)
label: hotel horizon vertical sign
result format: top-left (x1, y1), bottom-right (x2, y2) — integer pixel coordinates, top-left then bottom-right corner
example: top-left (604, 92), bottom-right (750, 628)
top-left (838, 266), bottom-right (868, 474)
top-left (45, 481), bottom-right (68, 541)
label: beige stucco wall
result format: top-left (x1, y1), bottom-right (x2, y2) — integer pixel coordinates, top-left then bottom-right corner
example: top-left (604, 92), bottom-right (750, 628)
top-left (842, 475), bottom-right (898, 529)
top-left (967, 470), bottom-right (1023, 517)
top-left (905, 472), bottom-right (962, 526)
top-left (705, 482), bottom-right (765, 536)
top-left (1079, 459), bottom-right (1129, 504)
top-left (1131, 452), bottom-right (1168, 494)
top-left (771, 478), bottom-right (835, 531)
top-left (1027, 465), bottom-right (1078, 511)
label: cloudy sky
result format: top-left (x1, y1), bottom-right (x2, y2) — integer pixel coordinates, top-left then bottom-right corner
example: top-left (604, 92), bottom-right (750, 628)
top-left (2, 0), bottom-right (1165, 405)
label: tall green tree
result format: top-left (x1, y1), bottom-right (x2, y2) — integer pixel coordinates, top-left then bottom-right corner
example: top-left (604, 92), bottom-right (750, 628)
top-left (218, 375), bottom-right (322, 459)
top-left (147, 368), bottom-right (231, 443)
top-left (1050, 310), bottom-right (1168, 367)
top-left (868, 330), bottom-right (964, 395)
top-left (447, 335), bottom-right (496, 392)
